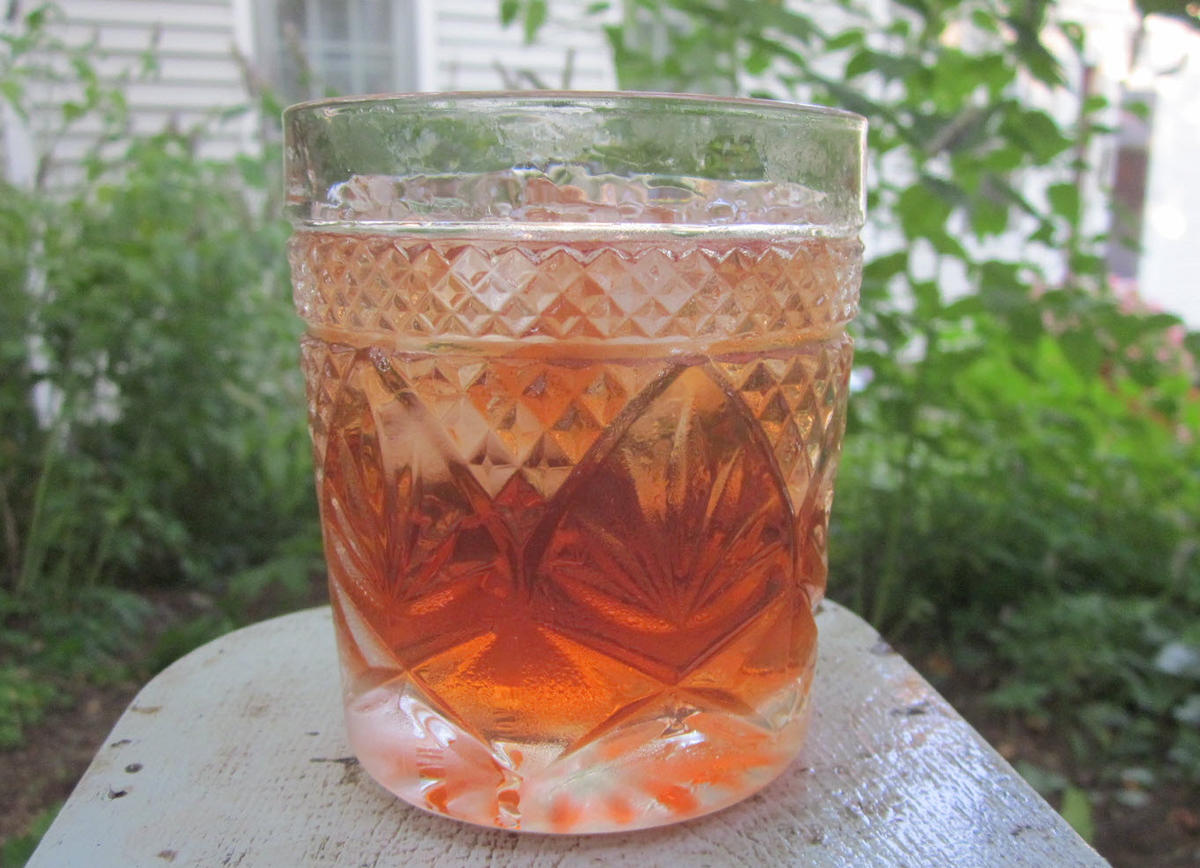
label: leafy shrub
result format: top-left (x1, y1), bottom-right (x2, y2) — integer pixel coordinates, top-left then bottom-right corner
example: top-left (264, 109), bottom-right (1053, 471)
top-left (1, 6), bottom-right (317, 600)
top-left (516, 0), bottom-right (1200, 787)
top-left (0, 665), bottom-right (58, 749)
top-left (985, 594), bottom-right (1200, 783)
top-left (0, 802), bottom-right (60, 867)
top-left (0, 5), bottom-right (320, 740)
top-left (22, 134), bottom-right (313, 591)
top-left (0, 585), bottom-right (151, 748)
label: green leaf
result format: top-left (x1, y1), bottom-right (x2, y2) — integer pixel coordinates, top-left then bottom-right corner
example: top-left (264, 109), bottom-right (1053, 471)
top-left (1140, 312), bottom-right (1183, 333)
top-left (1029, 221), bottom-right (1056, 245)
top-left (745, 46), bottom-right (771, 75)
top-left (25, 5), bottom-right (50, 30)
top-left (1068, 251), bottom-right (1105, 277)
top-left (1059, 329), bottom-right (1103, 378)
top-left (976, 261), bottom-right (1042, 341)
top-left (1059, 21), bottom-right (1087, 52)
top-left (1016, 37), bottom-right (1066, 88)
top-left (585, 1), bottom-right (610, 13)
top-left (1124, 99), bottom-right (1152, 121)
top-left (70, 55), bottom-right (98, 85)
top-left (928, 230), bottom-right (967, 258)
top-left (1007, 109), bottom-right (1073, 163)
top-left (979, 146), bottom-right (1025, 172)
top-left (864, 251), bottom-right (909, 282)
top-left (1048, 183), bottom-right (1081, 224)
top-left (499, 0), bottom-right (520, 26)
top-left (0, 77), bottom-right (24, 111)
top-left (925, 49), bottom-right (982, 112)
top-left (911, 280), bottom-right (942, 317)
top-left (826, 29), bottom-right (865, 50)
top-left (523, 0), bottom-right (548, 43)
top-left (970, 196), bottom-right (1008, 238)
top-left (975, 54), bottom-right (1015, 94)
top-left (845, 49), bottom-right (876, 80)
top-left (897, 182), bottom-right (954, 240)
top-left (989, 680), bottom-right (1051, 713)
top-left (971, 9), bottom-right (1000, 33)
top-left (1059, 786), bottom-right (1095, 843)
top-left (944, 295), bottom-right (984, 318)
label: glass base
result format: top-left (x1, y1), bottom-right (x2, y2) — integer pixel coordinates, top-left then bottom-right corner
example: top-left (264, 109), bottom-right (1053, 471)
top-left (345, 679), bottom-right (812, 833)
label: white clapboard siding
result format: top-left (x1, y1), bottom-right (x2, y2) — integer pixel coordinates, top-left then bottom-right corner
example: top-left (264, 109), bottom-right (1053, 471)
top-left (19, 0), bottom-right (252, 181)
top-left (12, 0), bottom-right (618, 188)
top-left (62, 0), bottom-right (236, 31)
top-left (434, 0), bottom-right (615, 92)
top-left (58, 20), bottom-right (239, 57)
top-left (47, 108), bottom-right (248, 137)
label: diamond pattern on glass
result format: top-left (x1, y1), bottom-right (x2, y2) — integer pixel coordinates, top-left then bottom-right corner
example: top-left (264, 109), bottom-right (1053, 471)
top-left (297, 234), bottom-right (858, 831)
top-left (526, 364), bottom-right (794, 684)
top-left (291, 234), bottom-right (860, 343)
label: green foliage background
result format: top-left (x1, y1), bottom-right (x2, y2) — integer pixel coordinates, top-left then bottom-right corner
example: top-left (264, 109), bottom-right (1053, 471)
top-left (0, 0), bottom-right (1198, 846)
top-left (517, 0), bottom-right (1200, 797)
top-left (0, 5), bottom-right (318, 748)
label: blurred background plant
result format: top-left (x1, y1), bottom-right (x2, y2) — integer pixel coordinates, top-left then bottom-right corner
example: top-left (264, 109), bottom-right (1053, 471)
top-left (506, 0), bottom-right (1200, 852)
top-left (510, 0), bottom-right (1200, 793)
top-left (0, 3), bottom-right (319, 753)
top-left (1, 0), bottom-right (1198, 863)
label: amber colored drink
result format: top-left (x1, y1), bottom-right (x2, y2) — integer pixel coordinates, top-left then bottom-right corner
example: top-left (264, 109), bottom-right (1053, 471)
top-left (292, 231), bottom-right (859, 832)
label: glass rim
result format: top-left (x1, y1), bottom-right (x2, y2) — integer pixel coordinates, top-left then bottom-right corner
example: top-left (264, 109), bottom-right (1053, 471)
top-left (284, 89), bottom-right (867, 235)
top-left (282, 89), bottom-right (866, 128)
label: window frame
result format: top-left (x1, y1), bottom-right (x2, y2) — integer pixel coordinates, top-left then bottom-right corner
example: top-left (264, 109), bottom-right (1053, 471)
top-left (249, 0), bottom-right (432, 103)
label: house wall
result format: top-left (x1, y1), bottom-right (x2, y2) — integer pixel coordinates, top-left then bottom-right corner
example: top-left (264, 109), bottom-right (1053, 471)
top-left (7, 1), bottom-right (1194, 327)
top-left (7, 0), bottom-right (615, 188)
top-left (1052, 0), bottom-right (1200, 326)
top-left (432, 0), bottom-right (615, 91)
top-left (1136, 16), bottom-right (1200, 327)
top-left (26, 0), bottom-right (254, 182)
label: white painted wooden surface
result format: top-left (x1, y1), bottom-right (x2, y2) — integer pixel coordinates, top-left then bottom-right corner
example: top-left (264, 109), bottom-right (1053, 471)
top-left (29, 602), bottom-right (1107, 867)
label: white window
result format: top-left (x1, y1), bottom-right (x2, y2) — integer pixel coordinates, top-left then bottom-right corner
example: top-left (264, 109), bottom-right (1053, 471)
top-left (1106, 90), bottom-right (1155, 281)
top-left (255, 0), bottom-right (430, 102)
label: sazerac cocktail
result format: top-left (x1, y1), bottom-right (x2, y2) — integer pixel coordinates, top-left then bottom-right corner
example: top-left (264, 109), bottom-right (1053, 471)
top-left (285, 93), bottom-right (865, 833)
